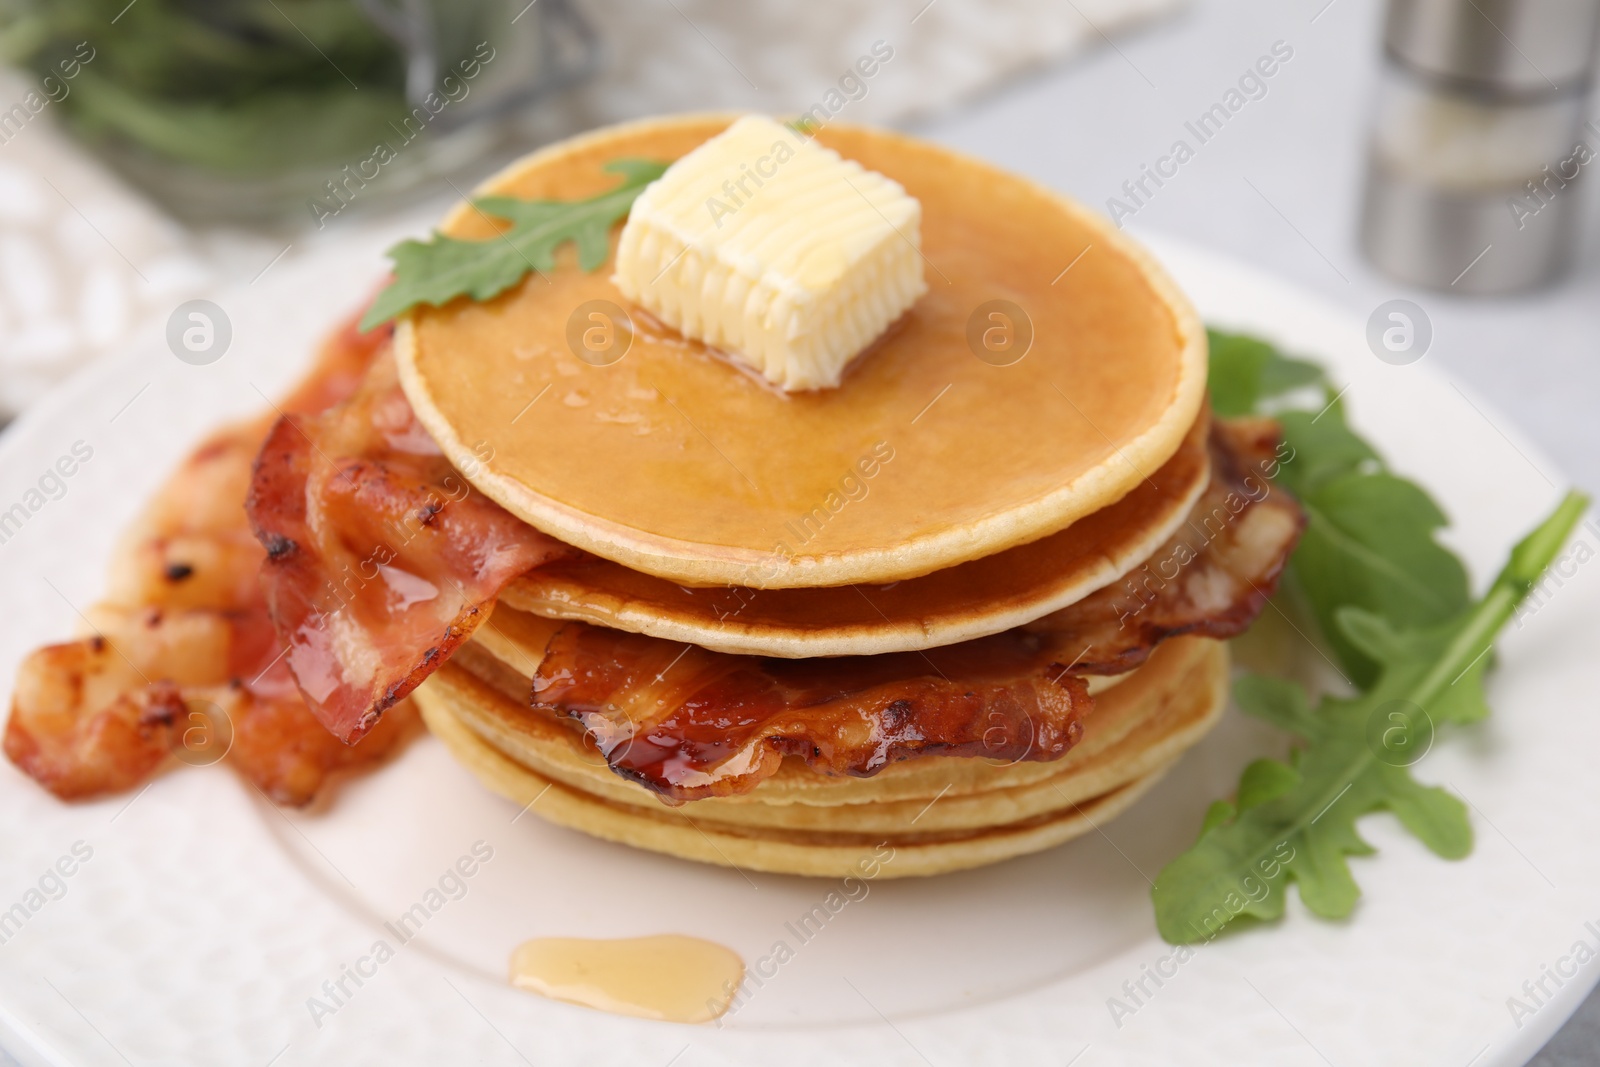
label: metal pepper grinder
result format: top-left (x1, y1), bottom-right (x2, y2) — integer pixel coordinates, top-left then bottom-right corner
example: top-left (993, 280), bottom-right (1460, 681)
top-left (1360, 0), bottom-right (1600, 293)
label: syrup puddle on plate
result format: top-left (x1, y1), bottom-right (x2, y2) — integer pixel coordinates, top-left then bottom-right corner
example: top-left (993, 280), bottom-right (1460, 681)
top-left (509, 935), bottom-right (745, 1023)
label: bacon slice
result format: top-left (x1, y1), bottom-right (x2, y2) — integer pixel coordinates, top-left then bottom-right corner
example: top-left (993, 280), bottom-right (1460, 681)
top-left (533, 624), bottom-right (1092, 802)
top-left (528, 418), bottom-right (1304, 801)
top-left (6, 637), bottom-right (184, 799)
top-left (4, 316), bottom-right (417, 805)
top-left (1021, 416), bottom-right (1305, 673)
top-left (246, 346), bottom-right (577, 743)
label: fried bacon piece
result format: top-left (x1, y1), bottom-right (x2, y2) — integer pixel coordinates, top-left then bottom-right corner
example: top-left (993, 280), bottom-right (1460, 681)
top-left (528, 418), bottom-right (1305, 801)
top-left (1020, 416), bottom-right (1306, 672)
top-left (246, 346), bottom-right (577, 744)
top-left (6, 638), bottom-right (184, 798)
top-left (4, 316), bottom-right (417, 805)
top-left (533, 623), bottom-right (1092, 802)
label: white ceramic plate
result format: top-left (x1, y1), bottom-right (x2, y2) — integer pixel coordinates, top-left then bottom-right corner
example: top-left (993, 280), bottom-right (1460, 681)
top-left (0, 231), bottom-right (1594, 1067)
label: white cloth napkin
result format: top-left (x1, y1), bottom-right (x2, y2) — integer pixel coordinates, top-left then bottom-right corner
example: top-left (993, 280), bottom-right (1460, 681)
top-left (0, 0), bottom-right (1184, 417)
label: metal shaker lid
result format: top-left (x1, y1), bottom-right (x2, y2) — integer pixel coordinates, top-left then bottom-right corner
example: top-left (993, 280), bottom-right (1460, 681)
top-left (1385, 0), bottom-right (1600, 94)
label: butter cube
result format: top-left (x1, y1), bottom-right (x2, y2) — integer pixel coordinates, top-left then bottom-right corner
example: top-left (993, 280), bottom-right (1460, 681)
top-left (612, 115), bottom-right (927, 391)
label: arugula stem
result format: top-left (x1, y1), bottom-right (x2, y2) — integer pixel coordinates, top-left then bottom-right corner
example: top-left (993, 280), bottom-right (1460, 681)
top-left (1307, 492), bottom-right (1588, 834)
top-left (1410, 490), bottom-right (1588, 710)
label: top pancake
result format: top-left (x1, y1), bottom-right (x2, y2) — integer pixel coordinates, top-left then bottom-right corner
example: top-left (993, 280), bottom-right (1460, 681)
top-left (397, 114), bottom-right (1207, 589)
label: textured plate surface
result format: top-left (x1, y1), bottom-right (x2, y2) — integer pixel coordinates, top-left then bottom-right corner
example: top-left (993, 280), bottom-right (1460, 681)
top-left (0, 233), bottom-right (1593, 1067)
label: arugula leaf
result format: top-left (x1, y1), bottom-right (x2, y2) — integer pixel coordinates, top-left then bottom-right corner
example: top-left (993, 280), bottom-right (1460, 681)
top-left (1274, 406), bottom-right (1377, 497)
top-left (1292, 468), bottom-right (1471, 685)
top-left (1214, 336), bottom-right (1471, 682)
top-left (1152, 491), bottom-right (1589, 943)
top-left (359, 159), bottom-right (669, 331)
top-left (1206, 328), bottom-right (1325, 417)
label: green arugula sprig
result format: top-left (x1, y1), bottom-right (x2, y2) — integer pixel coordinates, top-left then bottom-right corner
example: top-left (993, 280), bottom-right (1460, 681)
top-left (1151, 330), bottom-right (1590, 944)
top-left (360, 159), bottom-right (669, 331)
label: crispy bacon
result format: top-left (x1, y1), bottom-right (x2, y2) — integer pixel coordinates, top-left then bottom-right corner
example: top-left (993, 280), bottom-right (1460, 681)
top-left (1020, 416), bottom-right (1306, 673)
top-left (527, 418), bottom-right (1304, 801)
top-left (6, 637), bottom-right (184, 798)
top-left (246, 346), bottom-right (577, 743)
top-left (4, 316), bottom-right (417, 805)
top-left (533, 624), bottom-right (1092, 802)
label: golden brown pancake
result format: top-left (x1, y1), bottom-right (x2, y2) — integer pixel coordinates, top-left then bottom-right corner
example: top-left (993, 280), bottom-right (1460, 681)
top-left (415, 634), bottom-right (1228, 877)
top-left (397, 113), bottom-right (1208, 589)
top-left (496, 405), bottom-right (1210, 657)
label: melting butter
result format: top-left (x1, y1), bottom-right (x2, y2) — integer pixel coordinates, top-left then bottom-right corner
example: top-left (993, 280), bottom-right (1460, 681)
top-left (509, 934), bottom-right (744, 1023)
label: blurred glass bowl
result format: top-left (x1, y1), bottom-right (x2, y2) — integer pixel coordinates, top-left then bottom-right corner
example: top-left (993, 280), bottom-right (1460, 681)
top-left (0, 0), bottom-right (597, 225)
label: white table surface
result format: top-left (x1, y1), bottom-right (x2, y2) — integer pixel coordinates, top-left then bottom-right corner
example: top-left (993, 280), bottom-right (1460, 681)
top-left (907, 0), bottom-right (1600, 1062)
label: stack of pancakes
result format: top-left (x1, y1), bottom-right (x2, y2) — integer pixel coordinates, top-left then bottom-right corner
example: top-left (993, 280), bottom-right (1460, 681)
top-left (402, 116), bottom-right (1228, 878)
top-left (425, 627), bottom-right (1225, 879)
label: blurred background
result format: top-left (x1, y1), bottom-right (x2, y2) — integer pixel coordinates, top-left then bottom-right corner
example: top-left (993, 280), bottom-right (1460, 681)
top-left (0, 0), bottom-right (1593, 1059)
